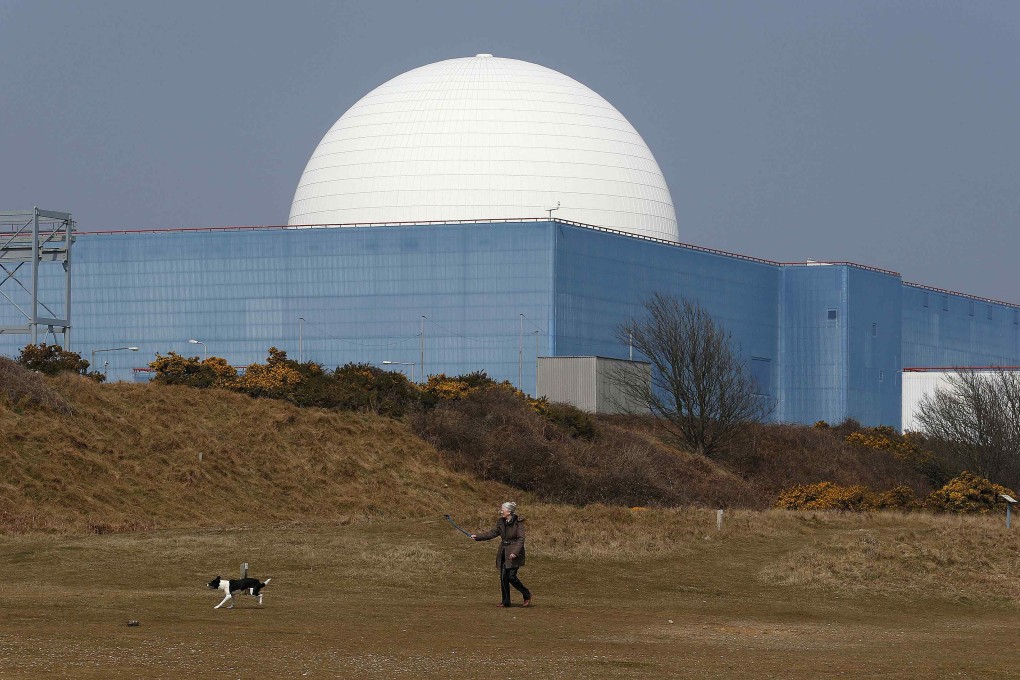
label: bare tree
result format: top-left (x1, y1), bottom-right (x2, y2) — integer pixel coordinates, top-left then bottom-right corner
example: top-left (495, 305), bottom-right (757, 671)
top-left (610, 293), bottom-right (772, 457)
top-left (915, 368), bottom-right (1020, 486)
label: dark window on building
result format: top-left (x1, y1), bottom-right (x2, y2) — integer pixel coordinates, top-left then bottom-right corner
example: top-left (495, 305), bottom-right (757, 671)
top-left (872, 323), bottom-right (877, 337)
top-left (942, 296), bottom-right (949, 311)
top-left (923, 292), bottom-right (929, 308)
top-left (879, 370), bottom-right (885, 383)
top-left (827, 309), bottom-right (837, 320)
top-left (988, 305), bottom-right (993, 320)
top-left (969, 301), bottom-right (975, 316)
top-left (751, 357), bottom-right (772, 396)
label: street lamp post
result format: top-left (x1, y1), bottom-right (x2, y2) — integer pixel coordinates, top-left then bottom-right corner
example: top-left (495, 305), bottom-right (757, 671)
top-left (90, 346), bottom-right (140, 376)
top-left (382, 360), bottom-right (416, 382)
top-left (188, 339), bottom-right (207, 361)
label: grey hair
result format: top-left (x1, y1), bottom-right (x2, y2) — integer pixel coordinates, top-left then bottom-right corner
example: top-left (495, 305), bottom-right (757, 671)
top-left (501, 501), bottom-right (518, 515)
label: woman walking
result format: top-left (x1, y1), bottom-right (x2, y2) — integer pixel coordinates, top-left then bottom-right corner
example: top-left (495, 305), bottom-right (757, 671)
top-left (471, 502), bottom-right (532, 608)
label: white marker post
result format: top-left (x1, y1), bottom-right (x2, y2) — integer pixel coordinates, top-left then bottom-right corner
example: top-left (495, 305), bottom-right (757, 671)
top-left (716, 509), bottom-right (724, 531)
top-left (1001, 495), bottom-right (1017, 529)
top-left (241, 562), bottom-right (249, 579)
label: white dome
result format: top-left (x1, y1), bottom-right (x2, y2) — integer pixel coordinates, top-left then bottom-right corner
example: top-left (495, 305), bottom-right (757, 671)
top-left (288, 55), bottom-right (678, 241)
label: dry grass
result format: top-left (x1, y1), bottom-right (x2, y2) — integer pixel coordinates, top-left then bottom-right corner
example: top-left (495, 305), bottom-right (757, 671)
top-left (0, 356), bottom-right (71, 414)
top-left (0, 513), bottom-right (1017, 678)
top-left (758, 511), bottom-right (1020, 603)
top-left (0, 375), bottom-right (509, 534)
top-left (2, 375), bottom-right (1019, 677)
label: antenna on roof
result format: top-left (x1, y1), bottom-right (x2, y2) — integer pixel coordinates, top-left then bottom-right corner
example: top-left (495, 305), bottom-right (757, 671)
top-left (547, 202), bottom-right (561, 221)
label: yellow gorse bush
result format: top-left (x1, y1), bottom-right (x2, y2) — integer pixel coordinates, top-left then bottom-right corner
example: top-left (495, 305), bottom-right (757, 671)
top-left (923, 472), bottom-right (1017, 514)
top-left (845, 426), bottom-right (934, 473)
top-left (776, 482), bottom-right (877, 512)
top-left (777, 472), bottom-right (1015, 514)
top-left (231, 362), bottom-right (305, 394)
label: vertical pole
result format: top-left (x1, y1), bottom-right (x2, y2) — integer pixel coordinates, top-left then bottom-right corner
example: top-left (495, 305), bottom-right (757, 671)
top-left (534, 330), bottom-right (542, 399)
top-left (629, 329), bottom-right (633, 361)
top-left (64, 217), bottom-right (72, 349)
top-left (716, 509), bottom-right (724, 531)
top-left (420, 316), bottom-right (425, 381)
top-left (519, 314), bottom-right (524, 389)
top-left (31, 208), bottom-right (39, 345)
top-left (298, 317), bottom-right (304, 363)
top-left (241, 562), bottom-right (248, 579)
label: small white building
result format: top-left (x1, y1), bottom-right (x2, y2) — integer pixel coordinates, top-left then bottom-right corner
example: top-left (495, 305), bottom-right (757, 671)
top-left (901, 367), bottom-right (1020, 432)
top-left (537, 356), bottom-right (650, 414)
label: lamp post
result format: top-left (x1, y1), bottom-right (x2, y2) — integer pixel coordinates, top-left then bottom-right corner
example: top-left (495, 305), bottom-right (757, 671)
top-left (91, 346), bottom-right (140, 376)
top-left (188, 339), bottom-right (207, 361)
top-left (382, 360), bottom-right (416, 382)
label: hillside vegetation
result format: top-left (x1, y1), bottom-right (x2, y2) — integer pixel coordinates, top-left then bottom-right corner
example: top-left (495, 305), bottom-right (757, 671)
top-left (3, 359), bottom-right (1020, 678)
top-left (0, 355), bottom-right (999, 534)
top-left (0, 370), bottom-right (508, 534)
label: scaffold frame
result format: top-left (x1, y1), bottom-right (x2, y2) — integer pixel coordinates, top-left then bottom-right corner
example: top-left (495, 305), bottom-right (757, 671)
top-left (0, 208), bottom-right (74, 348)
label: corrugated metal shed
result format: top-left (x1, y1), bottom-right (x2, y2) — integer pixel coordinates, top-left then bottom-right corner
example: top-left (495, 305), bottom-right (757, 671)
top-left (537, 356), bottom-right (650, 414)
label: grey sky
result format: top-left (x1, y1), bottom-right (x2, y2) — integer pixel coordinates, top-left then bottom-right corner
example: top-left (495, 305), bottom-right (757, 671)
top-left (2, 1), bottom-right (1018, 301)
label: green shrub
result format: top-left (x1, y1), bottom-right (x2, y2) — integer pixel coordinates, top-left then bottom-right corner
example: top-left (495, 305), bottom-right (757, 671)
top-left (17, 343), bottom-right (104, 383)
top-left (535, 401), bottom-right (600, 441)
top-left (331, 362), bottom-right (420, 417)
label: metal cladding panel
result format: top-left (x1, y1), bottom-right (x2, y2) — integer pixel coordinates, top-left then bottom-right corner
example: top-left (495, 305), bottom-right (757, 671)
top-left (778, 265), bottom-right (849, 424)
top-left (594, 357), bottom-right (651, 414)
top-left (537, 356), bottom-right (597, 412)
top-left (901, 285), bottom-right (1020, 368)
top-left (901, 369), bottom-right (1020, 432)
top-left (0, 223), bottom-right (557, 389)
top-left (551, 223), bottom-right (781, 415)
top-left (845, 267), bottom-right (902, 429)
top-left (537, 356), bottom-right (650, 414)
top-left (901, 371), bottom-right (952, 432)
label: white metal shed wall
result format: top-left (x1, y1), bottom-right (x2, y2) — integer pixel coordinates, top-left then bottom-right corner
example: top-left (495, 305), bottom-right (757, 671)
top-left (901, 369), bottom-right (1020, 432)
top-left (537, 356), bottom-right (649, 414)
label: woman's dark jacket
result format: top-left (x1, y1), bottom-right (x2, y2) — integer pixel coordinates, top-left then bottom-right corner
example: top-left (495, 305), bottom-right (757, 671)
top-left (475, 514), bottom-right (526, 569)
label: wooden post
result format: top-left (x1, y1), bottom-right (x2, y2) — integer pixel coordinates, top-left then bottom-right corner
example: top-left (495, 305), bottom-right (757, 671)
top-left (716, 509), bottom-right (724, 531)
top-left (241, 562), bottom-right (248, 579)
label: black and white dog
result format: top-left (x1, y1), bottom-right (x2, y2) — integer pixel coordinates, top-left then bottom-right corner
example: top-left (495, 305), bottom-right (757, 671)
top-left (207, 575), bottom-right (272, 609)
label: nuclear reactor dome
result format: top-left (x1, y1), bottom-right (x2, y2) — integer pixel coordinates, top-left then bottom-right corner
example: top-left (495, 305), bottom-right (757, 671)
top-left (288, 54), bottom-right (678, 241)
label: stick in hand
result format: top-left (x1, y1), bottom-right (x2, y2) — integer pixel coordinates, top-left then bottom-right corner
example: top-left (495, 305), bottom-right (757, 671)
top-left (443, 514), bottom-right (473, 538)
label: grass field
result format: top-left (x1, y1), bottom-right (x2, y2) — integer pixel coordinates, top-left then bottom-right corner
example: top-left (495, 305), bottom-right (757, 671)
top-left (2, 373), bottom-right (1019, 677)
top-left (1, 509), bottom-right (1017, 679)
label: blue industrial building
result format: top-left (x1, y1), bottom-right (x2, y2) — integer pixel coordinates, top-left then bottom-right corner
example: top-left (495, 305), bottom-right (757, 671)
top-left (4, 55), bottom-right (1017, 428)
top-left (2, 217), bottom-right (1017, 430)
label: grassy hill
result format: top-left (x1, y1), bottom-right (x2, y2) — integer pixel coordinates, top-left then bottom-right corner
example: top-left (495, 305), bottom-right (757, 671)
top-left (0, 372), bottom-right (510, 534)
top-left (2, 367), bottom-right (1020, 677)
